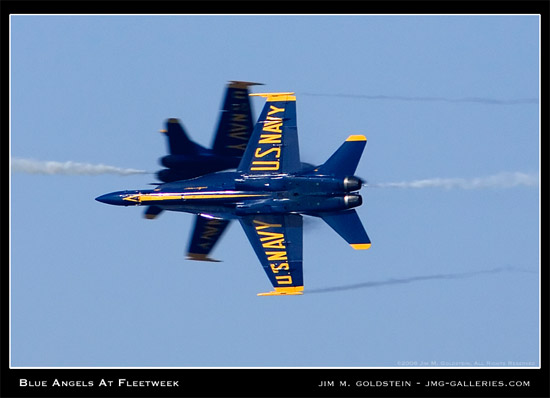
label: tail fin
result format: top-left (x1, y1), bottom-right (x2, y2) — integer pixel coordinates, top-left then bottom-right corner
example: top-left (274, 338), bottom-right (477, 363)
top-left (315, 135), bottom-right (366, 177)
top-left (319, 209), bottom-right (371, 250)
top-left (161, 118), bottom-right (205, 155)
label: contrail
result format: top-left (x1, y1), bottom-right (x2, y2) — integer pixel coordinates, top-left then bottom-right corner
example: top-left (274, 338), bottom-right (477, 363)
top-left (11, 158), bottom-right (148, 176)
top-left (307, 266), bottom-right (536, 294)
top-left (369, 172), bottom-right (538, 190)
top-left (301, 92), bottom-right (539, 105)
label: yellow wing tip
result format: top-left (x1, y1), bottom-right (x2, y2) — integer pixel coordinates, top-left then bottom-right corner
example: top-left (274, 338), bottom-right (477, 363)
top-left (351, 243), bottom-right (371, 250)
top-left (257, 286), bottom-right (304, 296)
top-left (346, 135), bottom-right (367, 142)
top-left (250, 92), bottom-right (296, 102)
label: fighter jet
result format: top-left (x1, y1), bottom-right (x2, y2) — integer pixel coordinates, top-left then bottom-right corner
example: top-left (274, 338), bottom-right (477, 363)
top-left (96, 92), bottom-right (371, 295)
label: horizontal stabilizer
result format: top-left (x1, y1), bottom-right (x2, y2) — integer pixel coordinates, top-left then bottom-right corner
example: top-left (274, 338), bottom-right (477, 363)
top-left (315, 135), bottom-right (366, 177)
top-left (319, 209), bottom-right (371, 250)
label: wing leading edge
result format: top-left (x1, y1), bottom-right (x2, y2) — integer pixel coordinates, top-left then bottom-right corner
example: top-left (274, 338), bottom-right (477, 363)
top-left (239, 214), bottom-right (303, 296)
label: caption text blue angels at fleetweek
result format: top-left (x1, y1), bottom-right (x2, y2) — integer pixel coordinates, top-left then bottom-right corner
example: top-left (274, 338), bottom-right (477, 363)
top-left (19, 378), bottom-right (179, 388)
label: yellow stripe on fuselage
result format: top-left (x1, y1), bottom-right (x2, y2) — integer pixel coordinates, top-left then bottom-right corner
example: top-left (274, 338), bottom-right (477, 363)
top-left (181, 193), bottom-right (267, 200)
top-left (138, 194), bottom-right (183, 202)
top-left (123, 191), bottom-right (268, 203)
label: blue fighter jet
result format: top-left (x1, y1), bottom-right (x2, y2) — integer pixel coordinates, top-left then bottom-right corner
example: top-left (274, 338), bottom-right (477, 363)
top-left (97, 92), bottom-right (371, 295)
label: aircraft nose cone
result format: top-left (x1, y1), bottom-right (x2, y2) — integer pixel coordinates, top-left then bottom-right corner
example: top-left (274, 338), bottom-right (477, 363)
top-left (95, 192), bottom-right (125, 206)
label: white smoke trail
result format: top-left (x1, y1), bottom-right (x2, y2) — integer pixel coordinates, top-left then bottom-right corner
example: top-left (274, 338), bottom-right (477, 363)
top-left (369, 172), bottom-right (539, 190)
top-left (11, 158), bottom-right (148, 176)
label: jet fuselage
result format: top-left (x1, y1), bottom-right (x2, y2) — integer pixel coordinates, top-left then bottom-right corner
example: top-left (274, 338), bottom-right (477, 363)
top-left (96, 171), bottom-right (363, 219)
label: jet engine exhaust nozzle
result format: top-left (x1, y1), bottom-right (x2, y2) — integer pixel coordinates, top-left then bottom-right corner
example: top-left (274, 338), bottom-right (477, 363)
top-left (344, 194), bottom-right (362, 208)
top-left (343, 176), bottom-right (363, 192)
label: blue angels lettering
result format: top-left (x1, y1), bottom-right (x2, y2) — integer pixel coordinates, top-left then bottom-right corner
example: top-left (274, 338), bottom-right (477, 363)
top-left (96, 88), bottom-right (371, 295)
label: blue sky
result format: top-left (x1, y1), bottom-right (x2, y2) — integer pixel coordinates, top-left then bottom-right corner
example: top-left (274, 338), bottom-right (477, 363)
top-left (10, 15), bottom-right (539, 368)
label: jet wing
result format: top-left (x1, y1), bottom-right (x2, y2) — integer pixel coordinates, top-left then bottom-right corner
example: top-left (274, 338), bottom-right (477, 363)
top-left (239, 214), bottom-right (304, 295)
top-left (211, 81), bottom-right (262, 158)
top-left (237, 92), bottom-right (301, 175)
top-left (186, 215), bottom-right (231, 262)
